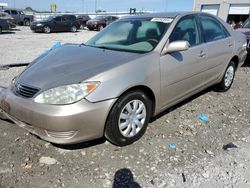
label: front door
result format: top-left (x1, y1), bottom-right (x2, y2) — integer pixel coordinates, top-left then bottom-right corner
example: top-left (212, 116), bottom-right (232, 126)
top-left (160, 15), bottom-right (207, 108)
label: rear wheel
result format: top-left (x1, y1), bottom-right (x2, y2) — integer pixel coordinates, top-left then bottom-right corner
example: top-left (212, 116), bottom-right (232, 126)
top-left (24, 19), bottom-right (30, 26)
top-left (80, 24), bottom-right (85, 30)
top-left (71, 25), bottom-right (77, 32)
top-left (105, 90), bottom-right (152, 146)
top-left (0, 27), bottom-right (2, 34)
top-left (215, 61), bottom-right (236, 92)
top-left (43, 26), bottom-right (51, 33)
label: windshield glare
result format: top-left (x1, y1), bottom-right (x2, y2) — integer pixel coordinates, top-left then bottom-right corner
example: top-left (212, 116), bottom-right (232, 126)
top-left (86, 19), bottom-right (171, 53)
top-left (243, 19), bottom-right (250, 28)
top-left (44, 16), bottom-right (55, 21)
top-left (95, 16), bottom-right (106, 20)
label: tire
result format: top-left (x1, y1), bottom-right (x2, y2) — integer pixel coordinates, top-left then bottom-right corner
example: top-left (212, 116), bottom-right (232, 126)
top-left (0, 27), bottom-right (2, 34)
top-left (71, 25), bottom-right (77, 32)
top-left (105, 90), bottom-right (152, 146)
top-left (80, 24), bottom-right (85, 30)
top-left (43, 26), bottom-right (51, 34)
top-left (215, 61), bottom-right (236, 92)
top-left (24, 19), bottom-right (30, 26)
top-left (88, 28), bottom-right (94, 31)
top-left (98, 25), bottom-right (104, 31)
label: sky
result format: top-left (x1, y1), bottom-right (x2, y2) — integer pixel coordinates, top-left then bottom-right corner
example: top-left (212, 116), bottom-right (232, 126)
top-left (1, 0), bottom-right (194, 13)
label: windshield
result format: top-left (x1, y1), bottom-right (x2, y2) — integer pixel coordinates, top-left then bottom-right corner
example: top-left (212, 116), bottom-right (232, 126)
top-left (243, 19), bottom-right (250, 28)
top-left (86, 18), bottom-right (172, 53)
top-left (43, 16), bottom-right (55, 21)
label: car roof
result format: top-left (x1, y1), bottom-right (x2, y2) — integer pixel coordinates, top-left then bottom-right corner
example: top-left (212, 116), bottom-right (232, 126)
top-left (120, 12), bottom-right (198, 20)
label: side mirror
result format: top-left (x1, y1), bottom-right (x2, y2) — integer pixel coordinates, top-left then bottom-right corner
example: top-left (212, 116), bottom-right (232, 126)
top-left (162, 41), bottom-right (190, 55)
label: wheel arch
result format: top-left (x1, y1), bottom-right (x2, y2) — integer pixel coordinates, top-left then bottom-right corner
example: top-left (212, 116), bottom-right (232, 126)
top-left (230, 56), bottom-right (239, 70)
top-left (116, 85), bottom-right (156, 118)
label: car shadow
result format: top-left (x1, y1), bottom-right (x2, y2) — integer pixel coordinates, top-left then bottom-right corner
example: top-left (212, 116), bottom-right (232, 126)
top-left (150, 87), bottom-right (213, 122)
top-left (0, 31), bottom-right (16, 35)
top-left (241, 58), bottom-right (250, 67)
top-left (112, 168), bottom-right (141, 188)
top-left (11, 28), bottom-right (21, 31)
top-left (52, 137), bottom-right (106, 150)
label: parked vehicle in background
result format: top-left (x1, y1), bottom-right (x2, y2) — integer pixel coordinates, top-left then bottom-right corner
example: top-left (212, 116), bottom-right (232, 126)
top-left (0, 12), bottom-right (16, 28)
top-left (3, 9), bottom-right (34, 26)
top-left (86, 15), bottom-right (119, 31)
top-left (30, 15), bottom-right (80, 33)
top-left (237, 18), bottom-right (250, 57)
top-left (0, 18), bottom-right (10, 33)
top-left (76, 14), bottom-right (91, 30)
top-left (0, 12), bottom-right (247, 146)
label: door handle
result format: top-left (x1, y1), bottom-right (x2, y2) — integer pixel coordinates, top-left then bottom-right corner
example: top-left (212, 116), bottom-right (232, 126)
top-left (199, 51), bottom-right (206, 57)
top-left (228, 43), bottom-right (233, 47)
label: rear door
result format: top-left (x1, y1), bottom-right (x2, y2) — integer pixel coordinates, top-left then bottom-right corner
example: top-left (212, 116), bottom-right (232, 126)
top-left (10, 10), bottom-right (19, 23)
top-left (160, 15), bottom-right (208, 107)
top-left (53, 16), bottom-right (63, 31)
top-left (198, 14), bottom-right (234, 84)
top-left (61, 16), bottom-right (71, 31)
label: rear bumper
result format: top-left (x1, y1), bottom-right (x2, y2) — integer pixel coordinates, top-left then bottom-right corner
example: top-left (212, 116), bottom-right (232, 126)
top-left (0, 87), bottom-right (116, 144)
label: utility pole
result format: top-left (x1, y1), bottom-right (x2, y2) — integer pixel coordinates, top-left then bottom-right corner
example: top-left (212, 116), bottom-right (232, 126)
top-left (13, 0), bottom-right (16, 8)
top-left (82, 0), bottom-right (85, 13)
top-left (95, 0), bottom-right (97, 13)
top-left (165, 0), bottom-right (168, 12)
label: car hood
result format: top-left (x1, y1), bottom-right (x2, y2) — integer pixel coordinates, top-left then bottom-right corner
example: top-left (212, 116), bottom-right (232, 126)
top-left (17, 44), bottom-right (143, 91)
top-left (88, 19), bottom-right (102, 23)
top-left (237, 28), bottom-right (250, 36)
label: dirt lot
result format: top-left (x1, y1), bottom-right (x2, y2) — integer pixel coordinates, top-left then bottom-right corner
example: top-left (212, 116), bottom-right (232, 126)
top-left (0, 26), bottom-right (250, 188)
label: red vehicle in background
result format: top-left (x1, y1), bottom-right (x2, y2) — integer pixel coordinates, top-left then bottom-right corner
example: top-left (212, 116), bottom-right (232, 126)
top-left (237, 18), bottom-right (250, 58)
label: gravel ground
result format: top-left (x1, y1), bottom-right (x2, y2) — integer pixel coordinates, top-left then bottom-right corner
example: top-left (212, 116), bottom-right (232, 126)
top-left (0, 26), bottom-right (250, 188)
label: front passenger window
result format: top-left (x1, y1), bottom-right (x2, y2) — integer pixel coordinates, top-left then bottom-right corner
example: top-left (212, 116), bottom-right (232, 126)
top-left (169, 16), bottom-right (200, 47)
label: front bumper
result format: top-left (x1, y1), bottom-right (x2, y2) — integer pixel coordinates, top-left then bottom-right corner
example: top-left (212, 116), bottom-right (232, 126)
top-left (0, 87), bottom-right (116, 144)
top-left (87, 24), bottom-right (98, 30)
top-left (30, 25), bottom-right (43, 32)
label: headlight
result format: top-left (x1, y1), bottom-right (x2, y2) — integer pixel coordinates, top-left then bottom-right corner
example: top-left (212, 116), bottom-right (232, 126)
top-left (36, 23), bottom-right (43, 26)
top-left (34, 82), bottom-right (100, 105)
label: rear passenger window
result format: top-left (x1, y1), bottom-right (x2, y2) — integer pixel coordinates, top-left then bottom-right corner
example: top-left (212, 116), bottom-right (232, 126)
top-left (62, 17), bottom-right (68, 22)
top-left (200, 15), bottom-right (226, 42)
top-left (169, 16), bottom-right (201, 47)
top-left (11, 10), bottom-right (18, 15)
top-left (4, 10), bottom-right (10, 14)
top-left (54, 17), bottom-right (62, 22)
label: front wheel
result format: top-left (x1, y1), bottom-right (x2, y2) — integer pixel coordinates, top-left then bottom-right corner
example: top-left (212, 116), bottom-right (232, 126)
top-left (43, 26), bottom-right (51, 33)
top-left (98, 25), bottom-right (104, 31)
top-left (105, 90), bottom-right (152, 146)
top-left (215, 61), bottom-right (236, 92)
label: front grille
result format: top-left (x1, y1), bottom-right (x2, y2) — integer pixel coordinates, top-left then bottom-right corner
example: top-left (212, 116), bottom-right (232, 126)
top-left (14, 82), bottom-right (40, 98)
